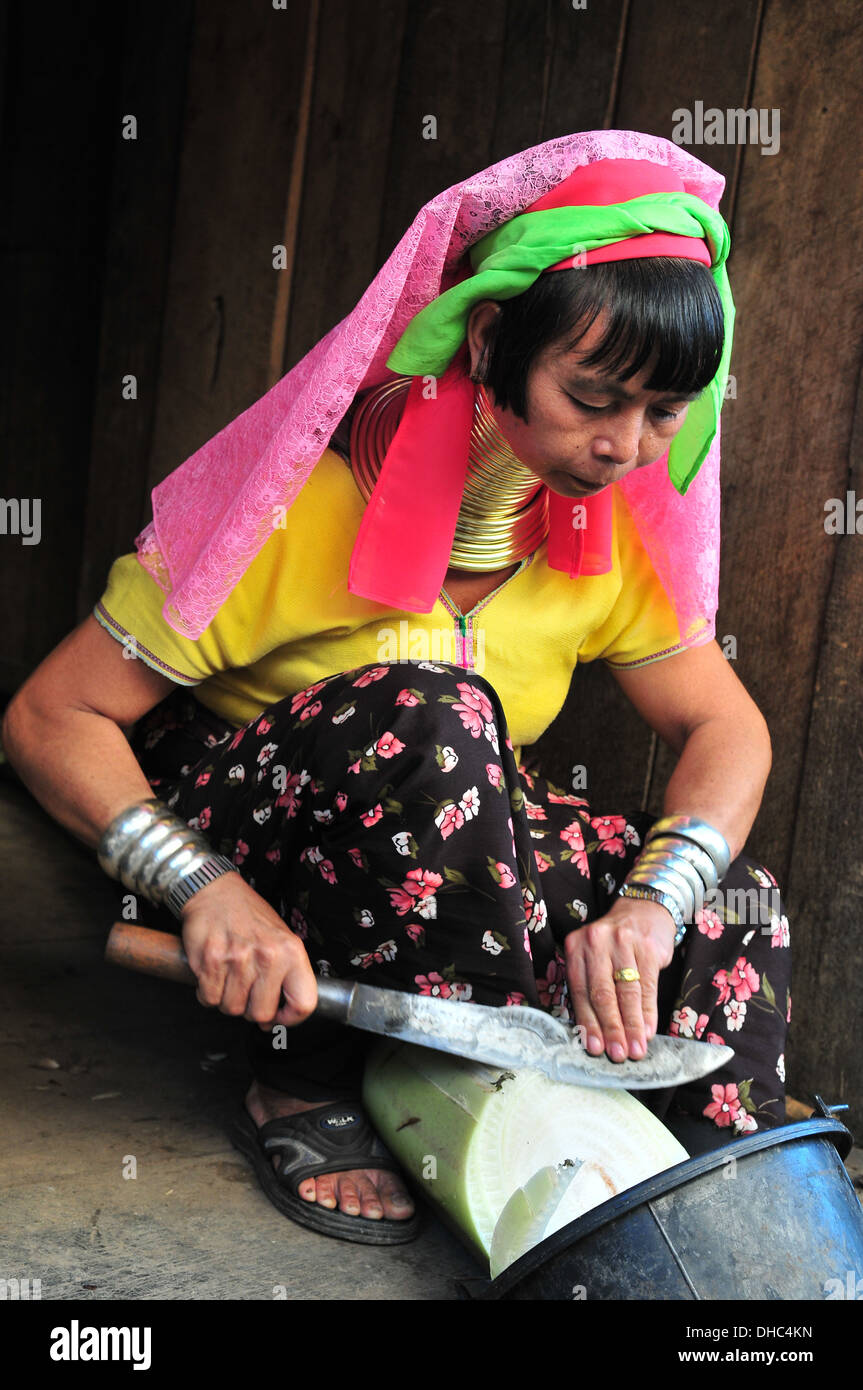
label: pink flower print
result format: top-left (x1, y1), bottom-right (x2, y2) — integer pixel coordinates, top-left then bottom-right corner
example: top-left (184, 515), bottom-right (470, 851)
top-left (404, 921), bottom-right (424, 944)
top-left (534, 850), bottom-right (553, 874)
top-left (265, 846), bottom-right (281, 865)
top-left (289, 689), bottom-right (312, 714)
top-left (356, 908), bottom-right (375, 928)
top-left (493, 861), bottom-right (517, 889)
top-left (706, 1031), bottom-right (726, 1047)
top-left (622, 823), bottom-right (641, 846)
top-left (524, 798), bottom-right (548, 821)
top-left (591, 814), bottom-right (626, 839)
top-left (256, 716), bottom-right (274, 736)
top-left (694, 1013), bottom-right (710, 1039)
top-left (770, 914), bottom-right (790, 949)
top-left (374, 731), bottom-right (405, 759)
top-left (257, 742), bottom-right (278, 767)
top-left (435, 801), bottom-right (465, 840)
top-left (300, 844), bottom-right (323, 867)
top-left (334, 791), bottom-right (348, 812)
top-left (486, 763), bottom-right (503, 789)
top-left (352, 666), bottom-right (390, 687)
top-left (313, 808), bottom-right (333, 825)
top-left (194, 806), bottom-right (212, 831)
top-left (521, 768), bottom-right (536, 790)
top-left (723, 998), bottom-right (747, 1031)
top-left (537, 957), bottom-right (567, 1009)
top-left (547, 791), bottom-right (589, 806)
top-left (195, 771), bottom-right (211, 788)
top-left (729, 956), bottom-right (760, 1002)
top-left (415, 972), bottom-right (452, 999)
top-left (704, 1082), bottom-right (743, 1127)
top-left (347, 847), bottom-right (365, 870)
top-left (290, 907), bottom-right (308, 939)
top-left (786, 993), bottom-right (792, 1024)
top-left (232, 839), bottom-right (249, 866)
top-left (504, 734), bottom-right (513, 751)
top-left (453, 702), bottom-right (484, 739)
top-left (347, 758), bottom-right (361, 775)
top-left (449, 981), bottom-right (473, 1002)
top-left (319, 859), bottom-right (337, 885)
top-left (229, 728), bottom-right (245, 751)
top-left (506, 991), bottom-right (526, 1007)
top-left (395, 688), bottom-right (420, 707)
top-left (404, 868), bottom-right (443, 900)
top-left (696, 907), bottom-right (725, 939)
top-left (559, 819), bottom-right (589, 874)
top-left (459, 786), bottom-right (480, 820)
top-left (388, 888), bottom-right (415, 916)
top-left (523, 927), bottom-right (532, 958)
top-left (712, 968), bottom-right (732, 1006)
top-left (299, 700), bottom-right (323, 722)
top-left (669, 1005), bottom-right (699, 1039)
top-left (455, 682), bottom-right (493, 722)
top-left (361, 804), bottom-right (383, 828)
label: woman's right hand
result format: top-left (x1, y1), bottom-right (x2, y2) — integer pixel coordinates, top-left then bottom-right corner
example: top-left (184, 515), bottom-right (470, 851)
top-left (179, 873), bottom-right (319, 1029)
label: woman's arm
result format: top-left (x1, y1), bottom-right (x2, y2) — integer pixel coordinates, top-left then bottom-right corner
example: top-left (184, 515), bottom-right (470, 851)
top-left (2, 616), bottom-right (317, 1025)
top-left (563, 639), bottom-right (772, 1063)
top-left (607, 638), bottom-right (772, 858)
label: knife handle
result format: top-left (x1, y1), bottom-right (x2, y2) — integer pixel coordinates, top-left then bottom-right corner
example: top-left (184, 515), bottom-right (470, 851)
top-left (105, 921), bottom-right (354, 1022)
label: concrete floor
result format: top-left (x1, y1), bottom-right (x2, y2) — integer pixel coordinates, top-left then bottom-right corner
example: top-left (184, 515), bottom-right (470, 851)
top-left (0, 774), bottom-right (478, 1301)
top-left (2, 768), bottom-right (861, 1303)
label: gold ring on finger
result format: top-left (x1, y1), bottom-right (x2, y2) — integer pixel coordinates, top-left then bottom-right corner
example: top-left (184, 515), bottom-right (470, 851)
top-left (613, 967), bottom-right (641, 984)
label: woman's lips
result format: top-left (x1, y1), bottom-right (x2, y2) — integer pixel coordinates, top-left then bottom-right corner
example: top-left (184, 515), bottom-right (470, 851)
top-left (555, 470), bottom-right (607, 496)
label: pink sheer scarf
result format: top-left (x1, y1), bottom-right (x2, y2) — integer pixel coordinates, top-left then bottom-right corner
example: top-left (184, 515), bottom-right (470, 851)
top-left (134, 130), bottom-right (725, 644)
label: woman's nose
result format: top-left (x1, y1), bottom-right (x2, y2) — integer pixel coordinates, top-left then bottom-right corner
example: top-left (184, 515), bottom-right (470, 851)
top-left (591, 411), bottom-right (644, 468)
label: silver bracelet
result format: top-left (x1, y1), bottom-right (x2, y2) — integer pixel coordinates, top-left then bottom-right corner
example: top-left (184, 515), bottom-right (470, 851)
top-left (640, 834), bottom-right (720, 893)
top-left (645, 815), bottom-right (731, 882)
top-left (97, 797), bottom-right (238, 919)
top-left (618, 884), bottom-right (687, 946)
top-left (631, 848), bottom-right (705, 914)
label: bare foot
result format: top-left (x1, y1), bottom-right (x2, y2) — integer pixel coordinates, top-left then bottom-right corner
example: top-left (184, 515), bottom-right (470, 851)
top-left (244, 1080), bottom-right (415, 1222)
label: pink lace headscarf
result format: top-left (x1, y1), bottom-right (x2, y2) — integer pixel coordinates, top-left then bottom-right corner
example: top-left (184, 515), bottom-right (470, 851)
top-left (135, 130), bottom-right (726, 643)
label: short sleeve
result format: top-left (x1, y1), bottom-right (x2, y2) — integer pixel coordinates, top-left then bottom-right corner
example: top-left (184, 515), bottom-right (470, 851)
top-left (577, 488), bottom-right (689, 669)
top-left (93, 554), bottom-right (225, 685)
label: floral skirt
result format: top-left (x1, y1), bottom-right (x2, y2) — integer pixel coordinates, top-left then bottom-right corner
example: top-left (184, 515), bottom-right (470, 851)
top-left (129, 660), bottom-right (791, 1136)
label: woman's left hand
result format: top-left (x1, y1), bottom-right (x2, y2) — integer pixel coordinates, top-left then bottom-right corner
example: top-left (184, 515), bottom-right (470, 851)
top-left (563, 897), bottom-right (677, 1062)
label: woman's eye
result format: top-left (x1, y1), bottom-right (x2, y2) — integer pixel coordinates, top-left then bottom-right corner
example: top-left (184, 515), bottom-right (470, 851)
top-left (652, 407), bottom-right (682, 423)
top-left (567, 395), bottom-right (607, 413)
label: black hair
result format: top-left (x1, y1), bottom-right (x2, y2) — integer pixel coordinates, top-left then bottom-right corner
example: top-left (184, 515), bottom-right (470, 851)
top-left (478, 258), bottom-right (724, 420)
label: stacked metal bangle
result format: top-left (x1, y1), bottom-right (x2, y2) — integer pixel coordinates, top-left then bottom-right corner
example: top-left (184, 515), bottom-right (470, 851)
top-left (97, 797), bottom-right (238, 919)
top-left (618, 814), bottom-right (731, 948)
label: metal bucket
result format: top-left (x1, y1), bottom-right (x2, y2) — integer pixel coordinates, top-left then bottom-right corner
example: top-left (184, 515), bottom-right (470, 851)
top-left (478, 1109), bottom-right (863, 1300)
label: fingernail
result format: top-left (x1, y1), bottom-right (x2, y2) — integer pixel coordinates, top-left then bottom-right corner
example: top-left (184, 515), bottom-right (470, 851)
top-left (392, 1195), bottom-right (412, 1207)
top-left (630, 1040), bottom-right (643, 1059)
top-left (610, 1042), bottom-right (625, 1061)
top-left (588, 1034), bottom-right (603, 1055)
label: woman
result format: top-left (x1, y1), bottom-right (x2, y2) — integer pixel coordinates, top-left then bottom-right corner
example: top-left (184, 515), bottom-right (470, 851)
top-left (2, 131), bottom-right (790, 1247)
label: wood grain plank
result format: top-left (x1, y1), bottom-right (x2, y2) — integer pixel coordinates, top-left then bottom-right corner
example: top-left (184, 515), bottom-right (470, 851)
top-left (144, 0), bottom-right (312, 491)
top-left (283, 0), bottom-right (409, 372)
top-left (76, 1), bottom-right (194, 617)
top-left (0, 3), bottom-right (124, 689)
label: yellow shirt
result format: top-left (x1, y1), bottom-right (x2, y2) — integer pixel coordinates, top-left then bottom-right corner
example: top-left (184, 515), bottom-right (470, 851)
top-left (94, 447), bottom-right (688, 762)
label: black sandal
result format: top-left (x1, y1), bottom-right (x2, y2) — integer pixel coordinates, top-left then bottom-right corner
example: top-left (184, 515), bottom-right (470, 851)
top-left (229, 1101), bottom-right (421, 1245)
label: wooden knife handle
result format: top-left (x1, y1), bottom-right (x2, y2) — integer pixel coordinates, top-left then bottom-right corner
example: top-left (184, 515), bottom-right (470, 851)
top-left (104, 921), bottom-right (352, 1022)
top-left (106, 921), bottom-right (197, 986)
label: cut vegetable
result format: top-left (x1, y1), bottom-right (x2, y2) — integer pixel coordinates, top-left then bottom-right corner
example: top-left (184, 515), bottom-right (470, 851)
top-left (363, 1039), bottom-right (689, 1269)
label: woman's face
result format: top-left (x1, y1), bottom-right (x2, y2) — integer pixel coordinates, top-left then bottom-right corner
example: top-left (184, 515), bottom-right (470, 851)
top-left (468, 301), bottom-right (697, 499)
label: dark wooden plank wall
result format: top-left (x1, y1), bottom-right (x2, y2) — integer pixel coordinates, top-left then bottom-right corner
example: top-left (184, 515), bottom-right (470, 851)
top-left (2, 0), bottom-right (861, 1116)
